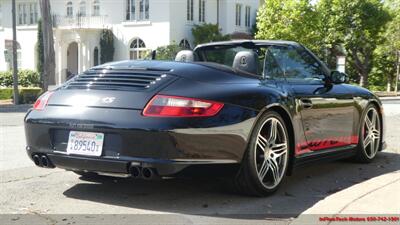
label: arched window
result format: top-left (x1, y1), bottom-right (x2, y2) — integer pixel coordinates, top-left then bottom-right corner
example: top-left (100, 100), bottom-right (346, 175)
top-left (92, 0), bottom-right (100, 16)
top-left (79, 1), bottom-right (86, 16)
top-left (179, 39), bottom-right (191, 50)
top-left (66, 2), bottom-right (73, 17)
top-left (129, 38), bottom-right (147, 60)
top-left (93, 47), bottom-right (99, 66)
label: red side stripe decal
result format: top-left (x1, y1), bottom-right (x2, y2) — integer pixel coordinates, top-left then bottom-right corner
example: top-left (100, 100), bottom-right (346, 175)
top-left (296, 135), bottom-right (359, 153)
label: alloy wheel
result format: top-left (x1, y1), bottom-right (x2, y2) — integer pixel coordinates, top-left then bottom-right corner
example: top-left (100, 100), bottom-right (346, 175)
top-left (254, 117), bottom-right (288, 189)
top-left (362, 107), bottom-right (381, 159)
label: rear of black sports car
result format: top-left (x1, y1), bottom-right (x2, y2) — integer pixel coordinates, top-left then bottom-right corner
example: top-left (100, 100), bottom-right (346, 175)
top-left (24, 61), bottom-right (260, 178)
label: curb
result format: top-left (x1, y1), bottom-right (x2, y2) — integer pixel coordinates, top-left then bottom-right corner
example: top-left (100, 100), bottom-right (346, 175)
top-left (380, 96), bottom-right (400, 101)
top-left (0, 104), bottom-right (32, 113)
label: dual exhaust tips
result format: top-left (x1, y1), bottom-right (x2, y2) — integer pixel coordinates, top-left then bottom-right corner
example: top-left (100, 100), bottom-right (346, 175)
top-left (33, 154), bottom-right (156, 179)
top-left (129, 166), bottom-right (157, 180)
top-left (32, 154), bottom-right (54, 168)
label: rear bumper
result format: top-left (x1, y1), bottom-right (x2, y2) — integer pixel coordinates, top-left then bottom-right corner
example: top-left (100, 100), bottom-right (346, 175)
top-left (24, 105), bottom-right (257, 175)
top-left (29, 152), bottom-right (236, 175)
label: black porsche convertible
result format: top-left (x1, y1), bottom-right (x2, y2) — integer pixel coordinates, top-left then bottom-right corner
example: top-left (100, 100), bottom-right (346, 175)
top-left (24, 40), bottom-right (385, 196)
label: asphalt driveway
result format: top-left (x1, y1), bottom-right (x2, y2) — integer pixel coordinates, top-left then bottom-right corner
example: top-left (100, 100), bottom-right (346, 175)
top-left (0, 99), bottom-right (399, 225)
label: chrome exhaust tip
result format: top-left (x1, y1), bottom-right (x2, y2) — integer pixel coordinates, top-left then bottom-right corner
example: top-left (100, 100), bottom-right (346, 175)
top-left (41, 155), bottom-right (49, 167)
top-left (33, 154), bottom-right (41, 167)
top-left (129, 166), bottom-right (141, 178)
top-left (141, 167), bottom-right (154, 180)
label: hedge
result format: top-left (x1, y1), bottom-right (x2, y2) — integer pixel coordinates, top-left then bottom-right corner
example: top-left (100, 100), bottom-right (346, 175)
top-left (0, 70), bottom-right (41, 87)
top-left (0, 87), bottom-right (42, 104)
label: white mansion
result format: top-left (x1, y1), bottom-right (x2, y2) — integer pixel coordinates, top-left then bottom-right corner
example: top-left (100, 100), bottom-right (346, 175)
top-left (0, 0), bottom-right (260, 85)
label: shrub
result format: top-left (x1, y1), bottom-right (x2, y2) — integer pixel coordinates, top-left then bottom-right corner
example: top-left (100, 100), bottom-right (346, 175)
top-left (0, 88), bottom-right (13, 100)
top-left (192, 23), bottom-right (230, 46)
top-left (19, 87), bottom-right (43, 103)
top-left (100, 29), bottom-right (115, 64)
top-left (0, 87), bottom-right (42, 103)
top-left (0, 70), bottom-right (41, 87)
top-left (155, 44), bottom-right (185, 61)
top-left (0, 71), bottom-right (13, 87)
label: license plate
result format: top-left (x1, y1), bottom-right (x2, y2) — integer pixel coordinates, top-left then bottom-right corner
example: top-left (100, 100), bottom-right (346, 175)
top-left (67, 131), bottom-right (104, 157)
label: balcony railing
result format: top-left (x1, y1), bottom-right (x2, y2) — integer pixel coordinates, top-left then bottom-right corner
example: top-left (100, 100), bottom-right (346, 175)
top-left (52, 14), bottom-right (109, 29)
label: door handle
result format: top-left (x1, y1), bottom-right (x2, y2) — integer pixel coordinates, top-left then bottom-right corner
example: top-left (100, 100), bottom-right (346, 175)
top-left (300, 98), bottom-right (313, 109)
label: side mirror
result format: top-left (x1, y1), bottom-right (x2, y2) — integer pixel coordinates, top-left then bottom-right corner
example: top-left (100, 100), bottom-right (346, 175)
top-left (330, 71), bottom-right (349, 84)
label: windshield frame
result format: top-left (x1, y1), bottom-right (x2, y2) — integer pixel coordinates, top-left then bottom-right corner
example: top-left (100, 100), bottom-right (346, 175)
top-left (193, 41), bottom-right (331, 81)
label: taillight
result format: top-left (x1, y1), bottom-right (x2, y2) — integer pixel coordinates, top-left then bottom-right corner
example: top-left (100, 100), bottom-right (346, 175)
top-left (143, 95), bottom-right (224, 117)
top-left (33, 91), bottom-right (53, 110)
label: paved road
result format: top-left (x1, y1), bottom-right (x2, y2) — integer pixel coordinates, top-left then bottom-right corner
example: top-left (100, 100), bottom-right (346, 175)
top-left (0, 100), bottom-right (399, 225)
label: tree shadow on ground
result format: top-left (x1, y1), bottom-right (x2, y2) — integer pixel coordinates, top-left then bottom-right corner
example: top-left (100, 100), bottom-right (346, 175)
top-left (63, 152), bottom-right (400, 220)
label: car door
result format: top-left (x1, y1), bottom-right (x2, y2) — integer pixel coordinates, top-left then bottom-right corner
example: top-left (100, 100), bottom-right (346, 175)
top-left (267, 45), bottom-right (356, 154)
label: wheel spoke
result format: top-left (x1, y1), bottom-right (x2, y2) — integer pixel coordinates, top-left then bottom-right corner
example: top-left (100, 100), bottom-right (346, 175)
top-left (371, 111), bottom-right (377, 128)
top-left (370, 137), bottom-right (376, 153)
top-left (268, 120), bottom-right (278, 143)
top-left (372, 129), bottom-right (380, 139)
top-left (364, 135), bottom-right (372, 148)
top-left (365, 115), bottom-right (373, 130)
top-left (268, 158), bottom-right (280, 184)
top-left (257, 134), bottom-right (268, 151)
top-left (271, 143), bottom-right (287, 158)
top-left (258, 160), bottom-right (269, 181)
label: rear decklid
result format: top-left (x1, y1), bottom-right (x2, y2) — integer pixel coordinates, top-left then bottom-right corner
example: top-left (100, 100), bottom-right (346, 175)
top-left (47, 65), bottom-right (177, 109)
top-left (47, 60), bottom-right (258, 109)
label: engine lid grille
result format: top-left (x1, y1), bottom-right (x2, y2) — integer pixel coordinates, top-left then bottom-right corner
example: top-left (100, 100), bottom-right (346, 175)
top-left (64, 68), bottom-right (172, 91)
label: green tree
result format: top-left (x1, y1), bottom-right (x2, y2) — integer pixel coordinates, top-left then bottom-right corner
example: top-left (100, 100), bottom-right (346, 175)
top-left (155, 43), bottom-right (184, 61)
top-left (316, 0), bottom-right (391, 87)
top-left (191, 23), bottom-right (230, 46)
top-left (36, 19), bottom-right (44, 87)
top-left (370, 0), bottom-right (400, 91)
top-left (100, 29), bottom-right (115, 64)
top-left (256, 0), bottom-right (322, 55)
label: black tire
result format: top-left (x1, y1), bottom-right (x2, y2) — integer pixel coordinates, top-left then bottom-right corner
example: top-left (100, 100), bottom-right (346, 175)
top-left (233, 111), bottom-right (290, 196)
top-left (354, 104), bottom-right (382, 163)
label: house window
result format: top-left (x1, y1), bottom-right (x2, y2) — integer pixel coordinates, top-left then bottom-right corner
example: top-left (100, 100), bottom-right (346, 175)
top-left (79, 1), bottom-right (86, 16)
top-left (126, 0), bottom-right (149, 21)
top-left (129, 38), bottom-right (147, 60)
top-left (67, 2), bottom-right (73, 17)
top-left (93, 47), bottom-right (99, 66)
top-left (245, 6), bottom-right (251, 27)
top-left (139, 0), bottom-right (149, 20)
top-left (179, 39), bottom-right (191, 50)
top-left (93, 0), bottom-right (100, 16)
top-left (235, 4), bottom-right (242, 26)
top-left (17, 2), bottom-right (38, 25)
top-left (29, 3), bottom-right (38, 24)
top-left (187, 0), bottom-right (193, 21)
top-left (4, 40), bottom-right (22, 70)
top-left (198, 0), bottom-right (205, 22)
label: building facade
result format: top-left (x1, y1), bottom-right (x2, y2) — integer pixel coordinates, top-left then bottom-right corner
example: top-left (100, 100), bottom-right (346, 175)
top-left (0, 0), bottom-right (259, 85)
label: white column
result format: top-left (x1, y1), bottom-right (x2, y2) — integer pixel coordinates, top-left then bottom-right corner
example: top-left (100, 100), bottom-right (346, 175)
top-left (57, 43), bottom-right (62, 84)
top-left (78, 41), bottom-right (82, 74)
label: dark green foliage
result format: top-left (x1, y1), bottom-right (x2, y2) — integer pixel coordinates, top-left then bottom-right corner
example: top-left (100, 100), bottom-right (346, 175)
top-left (191, 23), bottom-right (230, 46)
top-left (36, 19), bottom-right (44, 77)
top-left (0, 70), bottom-right (41, 87)
top-left (155, 44), bottom-right (184, 61)
top-left (0, 87), bottom-right (42, 103)
top-left (100, 29), bottom-right (115, 64)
